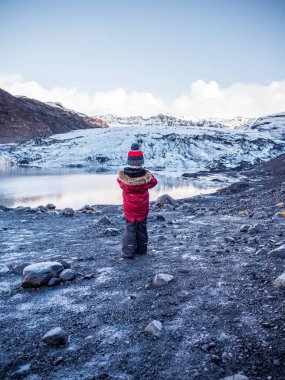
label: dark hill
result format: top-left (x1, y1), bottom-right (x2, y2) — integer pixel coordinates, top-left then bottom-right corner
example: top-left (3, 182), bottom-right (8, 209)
top-left (0, 88), bottom-right (108, 143)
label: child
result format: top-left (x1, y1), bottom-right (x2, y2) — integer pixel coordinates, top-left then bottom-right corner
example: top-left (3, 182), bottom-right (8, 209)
top-left (117, 143), bottom-right (158, 258)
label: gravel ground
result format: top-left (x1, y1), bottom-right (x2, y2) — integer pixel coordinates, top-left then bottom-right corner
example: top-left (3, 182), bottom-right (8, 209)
top-left (1, 155), bottom-right (285, 380)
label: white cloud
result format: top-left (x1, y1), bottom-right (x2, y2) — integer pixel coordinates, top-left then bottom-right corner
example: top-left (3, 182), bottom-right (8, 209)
top-left (0, 73), bottom-right (285, 119)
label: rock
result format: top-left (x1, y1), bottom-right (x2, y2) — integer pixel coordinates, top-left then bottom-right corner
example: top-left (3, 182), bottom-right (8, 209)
top-left (253, 211), bottom-right (267, 219)
top-left (59, 269), bottom-right (76, 281)
top-left (15, 206), bottom-right (31, 213)
top-left (100, 206), bottom-right (118, 214)
top-left (153, 273), bottom-right (174, 287)
top-left (219, 375), bottom-right (248, 380)
top-left (12, 363), bottom-right (31, 376)
top-left (46, 203), bottom-right (56, 210)
top-left (37, 205), bottom-right (48, 212)
top-left (255, 247), bottom-right (268, 255)
top-left (98, 216), bottom-right (111, 225)
top-left (12, 262), bottom-right (32, 275)
top-left (267, 244), bottom-right (285, 258)
top-left (240, 224), bottom-right (250, 232)
top-left (104, 227), bottom-right (119, 236)
top-left (273, 211), bottom-right (285, 219)
top-left (273, 272), bottom-right (285, 289)
top-left (225, 237), bottom-right (235, 243)
top-left (0, 264), bottom-right (9, 275)
top-left (281, 182), bottom-right (285, 193)
top-left (48, 277), bottom-right (61, 286)
top-left (42, 327), bottom-right (67, 346)
top-left (155, 194), bottom-right (176, 207)
top-left (22, 261), bottom-right (63, 288)
top-left (145, 320), bottom-right (162, 337)
top-left (156, 214), bottom-right (166, 221)
top-left (62, 208), bottom-right (74, 217)
top-left (0, 204), bottom-right (10, 211)
top-left (248, 223), bottom-right (263, 234)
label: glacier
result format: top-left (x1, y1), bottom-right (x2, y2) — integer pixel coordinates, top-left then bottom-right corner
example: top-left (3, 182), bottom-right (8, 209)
top-left (0, 112), bottom-right (284, 174)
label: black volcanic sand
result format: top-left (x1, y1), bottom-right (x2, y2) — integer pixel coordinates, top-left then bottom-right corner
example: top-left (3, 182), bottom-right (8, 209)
top-left (1, 155), bottom-right (285, 380)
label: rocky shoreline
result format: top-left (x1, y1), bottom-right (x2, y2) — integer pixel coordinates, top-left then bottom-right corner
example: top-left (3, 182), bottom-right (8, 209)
top-left (1, 155), bottom-right (285, 380)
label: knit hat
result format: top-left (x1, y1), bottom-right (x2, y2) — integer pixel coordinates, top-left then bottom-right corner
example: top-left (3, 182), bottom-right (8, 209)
top-left (127, 143), bottom-right (144, 166)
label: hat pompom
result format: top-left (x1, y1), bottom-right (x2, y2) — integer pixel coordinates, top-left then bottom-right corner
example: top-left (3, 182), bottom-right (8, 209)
top-left (131, 143), bottom-right (140, 151)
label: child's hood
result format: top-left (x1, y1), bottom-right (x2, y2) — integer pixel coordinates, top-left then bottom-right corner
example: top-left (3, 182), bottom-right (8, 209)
top-left (118, 170), bottom-right (152, 186)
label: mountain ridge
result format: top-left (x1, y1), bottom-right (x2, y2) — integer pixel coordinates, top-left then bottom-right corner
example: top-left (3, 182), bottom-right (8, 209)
top-left (0, 88), bottom-right (108, 143)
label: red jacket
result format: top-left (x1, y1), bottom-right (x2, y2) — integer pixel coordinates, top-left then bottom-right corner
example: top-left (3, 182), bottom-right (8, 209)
top-left (117, 170), bottom-right (158, 222)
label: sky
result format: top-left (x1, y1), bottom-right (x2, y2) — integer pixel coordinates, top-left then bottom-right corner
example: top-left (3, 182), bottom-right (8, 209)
top-left (0, 0), bottom-right (285, 119)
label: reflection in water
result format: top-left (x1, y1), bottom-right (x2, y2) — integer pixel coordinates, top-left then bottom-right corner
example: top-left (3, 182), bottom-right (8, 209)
top-left (0, 171), bottom-right (219, 209)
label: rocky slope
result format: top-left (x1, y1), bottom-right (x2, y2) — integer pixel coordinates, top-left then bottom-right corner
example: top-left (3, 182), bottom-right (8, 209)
top-left (1, 154), bottom-right (285, 379)
top-left (0, 88), bottom-right (108, 143)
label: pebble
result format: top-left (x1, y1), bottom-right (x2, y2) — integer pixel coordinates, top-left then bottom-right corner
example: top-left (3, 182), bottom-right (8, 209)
top-left (104, 227), bottom-right (119, 236)
top-left (48, 277), bottom-right (61, 286)
top-left (62, 208), bottom-right (74, 217)
top-left (240, 224), bottom-right (250, 232)
top-left (273, 272), bottom-right (285, 289)
top-left (145, 320), bottom-right (162, 337)
top-left (42, 327), bottom-right (67, 346)
top-left (267, 244), bottom-right (285, 258)
top-left (219, 375), bottom-right (248, 380)
top-left (59, 269), bottom-right (76, 281)
top-left (97, 216), bottom-right (111, 225)
top-left (153, 273), bottom-right (174, 287)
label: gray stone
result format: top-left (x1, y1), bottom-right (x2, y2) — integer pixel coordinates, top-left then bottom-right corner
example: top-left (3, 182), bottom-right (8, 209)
top-left (42, 327), bottom-right (67, 346)
top-left (37, 205), bottom-right (48, 212)
top-left (98, 216), bottom-right (111, 225)
top-left (273, 272), bottom-right (285, 289)
top-left (268, 244), bottom-right (285, 258)
top-left (145, 320), bottom-right (162, 337)
top-left (255, 247), bottom-right (268, 255)
top-left (48, 277), bottom-right (61, 286)
top-left (153, 273), bottom-right (174, 287)
top-left (248, 223), bottom-right (263, 234)
top-left (219, 375), bottom-right (248, 380)
top-left (240, 224), bottom-right (250, 232)
top-left (155, 194), bottom-right (176, 207)
top-left (22, 261), bottom-right (63, 288)
top-left (59, 269), bottom-right (76, 281)
top-left (225, 236), bottom-right (235, 243)
top-left (12, 262), bottom-right (32, 275)
top-left (62, 208), bottom-right (74, 216)
top-left (104, 227), bottom-right (119, 236)
top-left (46, 203), bottom-right (56, 210)
top-left (253, 211), bottom-right (267, 219)
top-left (0, 264), bottom-right (9, 275)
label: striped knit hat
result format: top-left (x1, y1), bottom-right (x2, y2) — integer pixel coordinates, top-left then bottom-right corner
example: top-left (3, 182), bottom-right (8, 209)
top-left (127, 143), bottom-right (144, 166)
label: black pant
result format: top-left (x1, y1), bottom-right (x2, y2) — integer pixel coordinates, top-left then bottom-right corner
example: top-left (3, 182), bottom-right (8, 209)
top-left (122, 218), bottom-right (148, 255)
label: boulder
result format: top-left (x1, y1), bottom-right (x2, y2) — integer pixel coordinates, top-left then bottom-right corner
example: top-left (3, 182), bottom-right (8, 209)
top-left (59, 269), bottom-right (76, 282)
top-left (42, 327), bottom-right (67, 346)
top-left (62, 208), bottom-right (74, 217)
top-left (145, 320), bottom-right (162, 337)
top-left (153, 273), bottom-right (174, 287)
top-left (267, 244), bottom-right (285, 258)
top-left (273, 272), bottom-right (285, 289)
top-left (155, 194), bottom-right (176, 207)
top-left (12, 262), bottom-right (32, 275)
top-left (46, 203), bottom-right (56, 210)
top-left (37, 205), bottom-right (48, 212)
top-left (22, 261), bottom-right (63, 288)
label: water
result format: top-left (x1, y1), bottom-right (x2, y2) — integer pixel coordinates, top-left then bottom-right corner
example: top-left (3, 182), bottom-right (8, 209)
top-left (0, 168), bottom-right (221, 208)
